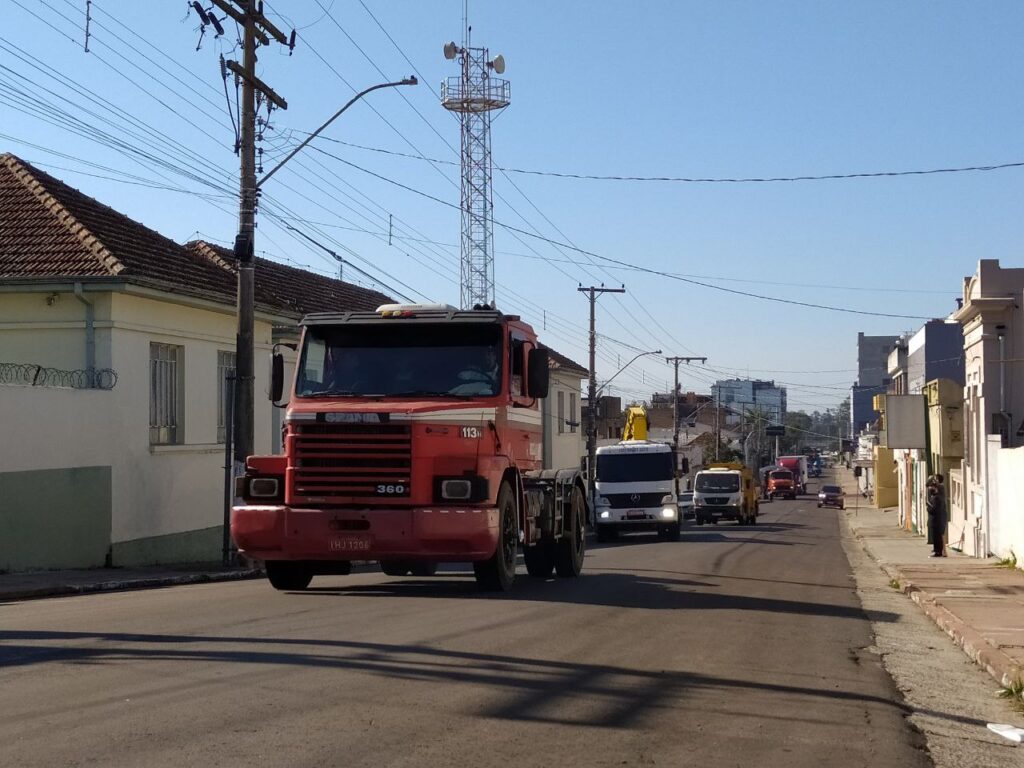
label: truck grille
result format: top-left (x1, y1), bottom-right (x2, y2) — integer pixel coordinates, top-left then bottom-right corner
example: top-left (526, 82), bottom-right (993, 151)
top-left (703, 497), bottom-right (729, 505)
top-left (291, 422), bottom-right (412, 503)
top-left (603, 492), bottom-right (665, 509)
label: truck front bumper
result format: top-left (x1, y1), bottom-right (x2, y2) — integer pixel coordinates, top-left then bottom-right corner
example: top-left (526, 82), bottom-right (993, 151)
top-left (232, 505), bottom-right (500, 562)
top-left (595, 507), bottom-right (678, 531)
top-left (695, 505), bottom-right (742, 521)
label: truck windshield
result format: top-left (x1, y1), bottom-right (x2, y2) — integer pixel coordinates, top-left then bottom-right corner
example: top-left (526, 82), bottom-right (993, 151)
top-left (296, 323), bottom-right (503, 398)
top-left (596, 452), bottom-right (673, 483)
top-left (770, 471), bottom-right (793, 481)
top-left (695, 474), bottom-right (740, 492)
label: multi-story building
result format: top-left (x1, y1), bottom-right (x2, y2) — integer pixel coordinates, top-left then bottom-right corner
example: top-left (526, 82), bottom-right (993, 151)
top-left (851, 332), bottom-right (899, 434)
top-left (711, 379), bottom-right (786, 427)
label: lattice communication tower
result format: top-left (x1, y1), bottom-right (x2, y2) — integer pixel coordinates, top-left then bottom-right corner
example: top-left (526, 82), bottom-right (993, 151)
top-left (441, 33), bottom-right (509, 309)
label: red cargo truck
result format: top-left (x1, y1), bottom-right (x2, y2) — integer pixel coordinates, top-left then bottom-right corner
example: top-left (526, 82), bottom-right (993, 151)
top-left (232, 304), bottom-right (587, 592)
top-left (776, 455), bottom-right (809, 495)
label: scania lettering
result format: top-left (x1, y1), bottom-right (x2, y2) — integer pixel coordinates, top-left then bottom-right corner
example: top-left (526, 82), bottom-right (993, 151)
top-left (232, 304), bottom-right (587, 592)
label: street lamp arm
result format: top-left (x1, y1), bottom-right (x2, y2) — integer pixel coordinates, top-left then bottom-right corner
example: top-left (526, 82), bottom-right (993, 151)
top-left (257, 76), bottom-right (418, 188)
top-left (595, 349), bottom-right (661, 397)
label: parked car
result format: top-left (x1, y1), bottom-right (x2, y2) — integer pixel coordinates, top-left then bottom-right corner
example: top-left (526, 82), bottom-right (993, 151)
top-left (817, 485), bottom-right (845, 509)
top-left (677, 491), bottom-right (695, 520)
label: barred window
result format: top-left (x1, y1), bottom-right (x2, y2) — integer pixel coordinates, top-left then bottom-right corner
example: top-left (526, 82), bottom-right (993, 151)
top-left (570, 392), bottom-right (578, 433)
top-left (557, 390), bottom-right (565, 434)
top-left (217, 350), bottom-right (237, 443)
top-left (150, 343), bottom-right (182, 445)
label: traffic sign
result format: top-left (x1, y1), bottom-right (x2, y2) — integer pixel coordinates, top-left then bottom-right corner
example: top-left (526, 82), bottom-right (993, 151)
top-left (765, 425), bottom-right (785, 436)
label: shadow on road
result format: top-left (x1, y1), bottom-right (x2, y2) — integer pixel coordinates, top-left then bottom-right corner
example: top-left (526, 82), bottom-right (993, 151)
top-left (0, 627), bottom-right (925, 730)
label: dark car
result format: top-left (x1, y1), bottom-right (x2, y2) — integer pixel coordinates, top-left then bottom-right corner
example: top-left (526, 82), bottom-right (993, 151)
top-left (817, 484), bottom-right (845, 509)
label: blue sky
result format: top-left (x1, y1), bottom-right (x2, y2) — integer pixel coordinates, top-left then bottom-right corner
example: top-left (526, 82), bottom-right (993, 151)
top-left (3, 1), bottom-right (1022, 411)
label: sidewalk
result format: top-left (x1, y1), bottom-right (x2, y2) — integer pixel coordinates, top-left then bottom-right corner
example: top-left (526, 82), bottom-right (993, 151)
top-left (838, 468), bottom-right (1024, 689)
top-left (0, 562), bottom-right (263, 602)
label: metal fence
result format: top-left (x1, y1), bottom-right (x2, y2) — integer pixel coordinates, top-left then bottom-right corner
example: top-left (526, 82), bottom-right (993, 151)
top-left (0, 362), bottom-right (118, 390)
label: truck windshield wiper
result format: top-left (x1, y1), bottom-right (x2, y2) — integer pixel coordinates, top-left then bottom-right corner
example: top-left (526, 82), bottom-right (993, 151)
top-left (300, 390), bottom-right (362, 397)
top-left (389, 390), bottom-right (476, 399)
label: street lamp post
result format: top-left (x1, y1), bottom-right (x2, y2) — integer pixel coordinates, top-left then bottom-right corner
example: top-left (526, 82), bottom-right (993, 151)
top-left (587, 349), bottom-right (661, 522)
top-left (231, 75), bottom-right (417, 468)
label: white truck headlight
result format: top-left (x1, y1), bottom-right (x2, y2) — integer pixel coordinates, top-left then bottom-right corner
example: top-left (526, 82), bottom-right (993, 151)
top-left (599, 510), bottom-right (611, 519)
top-left (661, 507), bottom-right (675, 519)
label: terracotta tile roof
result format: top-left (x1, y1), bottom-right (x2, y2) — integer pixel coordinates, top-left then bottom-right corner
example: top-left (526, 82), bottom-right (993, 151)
top-left (0, 153), bottom-right (235, 296)
top-left (186, 240), bottom-right (392, 316)
top-left (543, 345), bottom-right (588, 376)
top-left (0, 153), bottom-right (393, 316)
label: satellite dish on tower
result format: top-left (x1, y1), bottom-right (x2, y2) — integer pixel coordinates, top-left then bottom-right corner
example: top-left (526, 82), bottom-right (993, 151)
top-left (490, 54), bottom-right (505, 74)
top-left (443, 41), bottom-right (458, 60)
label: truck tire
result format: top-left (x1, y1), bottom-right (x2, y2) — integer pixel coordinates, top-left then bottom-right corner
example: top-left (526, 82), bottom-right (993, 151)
top-left (380, 561), bottom-right (412, 576)
top-left (474, 481), bottom-right (517, 591)
top-left (554, 484), bottom-right (586, 577)
top-left (524, 542), bottom-right (554, 577)
top-left (409, 562), bottom-right (438, 577)
top-left (663, 519), bottom-right (681, 541)
top-left (265, 561), bottom-right (313, 591)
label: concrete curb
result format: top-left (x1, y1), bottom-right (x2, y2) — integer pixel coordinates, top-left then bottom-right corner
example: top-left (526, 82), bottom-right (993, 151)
top-left (0, 568), bottom-right (264, 602)
top-left (845, 516), bottom-right (1022, 689)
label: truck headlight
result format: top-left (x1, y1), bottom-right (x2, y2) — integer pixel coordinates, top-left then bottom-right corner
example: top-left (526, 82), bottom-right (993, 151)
top-left (661, 507), bottom-right (675, 519)
top-left (595, 495), bottom-right (611, 508)
top-left (237, 476), bottom-right (281, 501)
top-left (599, 510), bottom-right (611, 519)
top-left (440, 479), bottom-right (472, 500)
top-left (661, 494), bottom-right (675, 505)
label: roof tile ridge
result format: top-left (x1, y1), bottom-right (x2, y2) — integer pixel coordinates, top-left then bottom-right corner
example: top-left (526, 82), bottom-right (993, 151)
top-left (188, 239), bottom-right (237, 273)
top-left (3, 154), bottom-right (125, 276)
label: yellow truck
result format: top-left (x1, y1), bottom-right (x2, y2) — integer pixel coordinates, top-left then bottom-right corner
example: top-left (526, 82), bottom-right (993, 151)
top-left (692, 462), bottom-right (759, 526)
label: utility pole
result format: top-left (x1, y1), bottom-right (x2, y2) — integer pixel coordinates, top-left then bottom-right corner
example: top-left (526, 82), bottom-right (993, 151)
top-left (579, 284), bottom-right (626, 522)
top-left (195, 1), bottom-right (292, 467)
top-left (665, 356), bottom-right (707, 494)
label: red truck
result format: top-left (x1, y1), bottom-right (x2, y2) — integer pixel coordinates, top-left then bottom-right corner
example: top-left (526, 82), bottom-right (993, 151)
top-left (776, 455), bottom-right (809, 495)
top-left (766, 469), bottom-right (797, 500)
top-left (232, 304), bottom-right (587, 592)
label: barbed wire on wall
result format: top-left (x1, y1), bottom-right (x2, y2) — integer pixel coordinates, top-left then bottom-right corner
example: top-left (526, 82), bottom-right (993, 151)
top-left (0, 363), bottom-right (118, 390)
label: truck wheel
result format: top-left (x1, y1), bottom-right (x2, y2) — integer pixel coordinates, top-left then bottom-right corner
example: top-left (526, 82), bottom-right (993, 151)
top-left (380, 561), bottom-right (412, 576)
top-left (474, 482), bottom-right (517, 591)
top-left (524, 542), bottom-right (554, 577)
top-left (409, 562), bottom-right (437, 577)
top-left (265, 561), bottom-right (312, 591)
top-left (664, 519), bottom-right (681, 541)
top-left (554, 485), bottom-right (586, 577)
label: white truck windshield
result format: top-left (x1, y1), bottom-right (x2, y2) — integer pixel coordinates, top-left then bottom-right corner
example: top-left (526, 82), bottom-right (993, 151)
top-left (695, 473), bottom-right (740, 492)
top-left (596, 452), bottom-right (673, 483)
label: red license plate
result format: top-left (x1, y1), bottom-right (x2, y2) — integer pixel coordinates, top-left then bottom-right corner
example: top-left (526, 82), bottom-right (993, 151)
top-left (626, 509), bottom-right (645, 519)
top-left (329, 536), bottom-right (371, 552)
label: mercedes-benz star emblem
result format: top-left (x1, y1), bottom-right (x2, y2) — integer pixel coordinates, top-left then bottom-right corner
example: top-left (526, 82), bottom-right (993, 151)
top-left (630, 493), bottom-right (640, 503)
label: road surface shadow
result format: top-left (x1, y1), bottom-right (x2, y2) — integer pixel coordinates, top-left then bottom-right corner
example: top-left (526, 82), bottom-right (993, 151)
top-left (0, 627), bottom-right (958, 740)
top-left (288, 571), bottom-right (898, 622)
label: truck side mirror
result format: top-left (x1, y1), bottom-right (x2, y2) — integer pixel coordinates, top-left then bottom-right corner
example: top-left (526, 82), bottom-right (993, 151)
top-left (527, 347), bottom-right (549, 399)
top-left (270, 352), bottom-right (284, 403)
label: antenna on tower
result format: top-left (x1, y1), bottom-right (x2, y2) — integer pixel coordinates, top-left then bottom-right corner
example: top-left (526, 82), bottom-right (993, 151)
top-left (440, 17), bottom-right (510, 310)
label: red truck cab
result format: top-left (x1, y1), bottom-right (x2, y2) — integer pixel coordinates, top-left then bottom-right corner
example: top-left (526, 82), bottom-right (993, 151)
top-left (233, 304), bottom-right (587, 592)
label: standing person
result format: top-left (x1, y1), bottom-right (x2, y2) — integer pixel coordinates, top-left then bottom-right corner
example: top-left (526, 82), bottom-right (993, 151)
top-left (926, 474), bottom-right (947, 557)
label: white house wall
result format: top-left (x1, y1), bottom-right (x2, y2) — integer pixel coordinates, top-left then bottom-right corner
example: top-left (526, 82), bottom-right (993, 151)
top-left (0, 287), bottom-right (282, 570)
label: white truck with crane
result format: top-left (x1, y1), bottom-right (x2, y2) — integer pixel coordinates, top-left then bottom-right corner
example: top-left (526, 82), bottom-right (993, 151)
top-left (592, 407), bottom-right (680, 542)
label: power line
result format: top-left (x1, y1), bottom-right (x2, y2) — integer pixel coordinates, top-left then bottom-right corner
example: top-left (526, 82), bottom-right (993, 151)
top-left (311, 147), bottom-right (938, 321)
top-left (310, 136), bottom-right (1024, 184)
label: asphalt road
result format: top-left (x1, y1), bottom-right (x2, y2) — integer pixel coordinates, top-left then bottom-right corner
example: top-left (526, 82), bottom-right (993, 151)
top-left (0, 494), bottom-right (932, 768)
